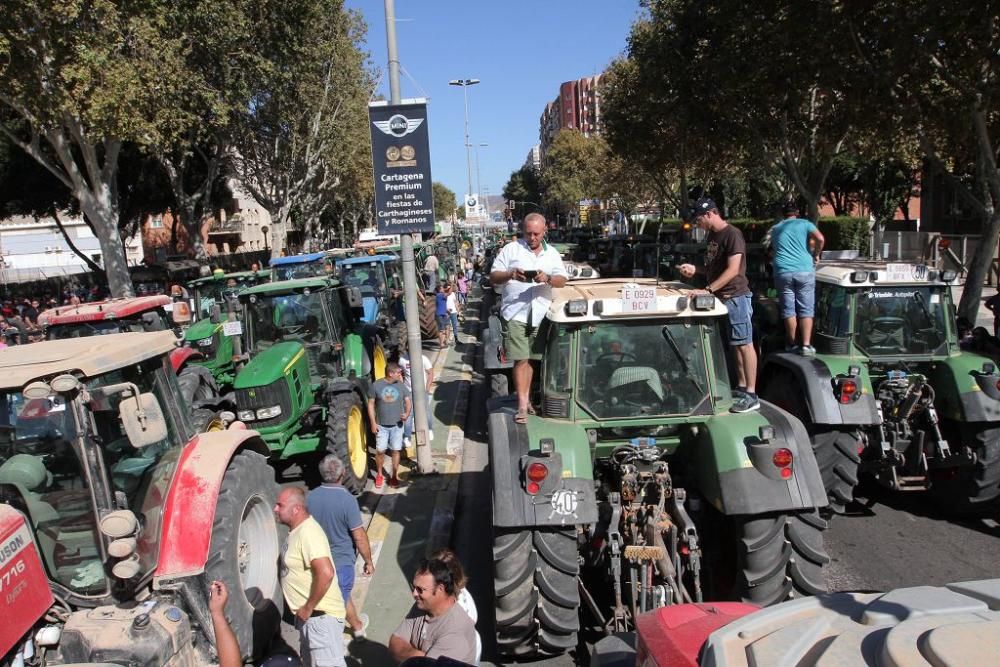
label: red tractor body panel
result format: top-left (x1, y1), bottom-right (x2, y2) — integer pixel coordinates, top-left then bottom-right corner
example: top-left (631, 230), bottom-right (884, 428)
top-left (635, 602), bottom-right (759, 667)
top-left (153, 429), bottom-right (265, 581)
top-left (169, 346), bottom-right (203, 373)
top-left (0, 505), bottom-right (54, 657)
top-left (39, 295), bottom-right (172, 326)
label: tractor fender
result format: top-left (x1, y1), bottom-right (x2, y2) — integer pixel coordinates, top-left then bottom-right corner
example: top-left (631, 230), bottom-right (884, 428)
top-left (488, 402), bottom-right (598, 528)
top-left (927, 353), bottom-right (1000, 422)
top-left (154, 429), bottom-right (270, 581)
top-left (343, 333), bottom-right (369, 377)
top-left (692, 401), bottom-right (828, 515)
top-left (169, 346), bottom-right (204, 373)
top-left (482, 314), bottom-right (513, 371)
top-left (326, 376), bottom-right (366, 399)
top-left (760, 353), bottom-right (879, 426)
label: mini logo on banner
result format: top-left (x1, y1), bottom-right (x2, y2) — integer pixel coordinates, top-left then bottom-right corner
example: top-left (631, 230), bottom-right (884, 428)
top-left (372, 114), bottom-right (424, 138)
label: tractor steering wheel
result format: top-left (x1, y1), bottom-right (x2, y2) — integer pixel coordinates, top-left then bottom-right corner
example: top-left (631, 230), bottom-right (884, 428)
top-left (596, 352), bottom-right (638, 366)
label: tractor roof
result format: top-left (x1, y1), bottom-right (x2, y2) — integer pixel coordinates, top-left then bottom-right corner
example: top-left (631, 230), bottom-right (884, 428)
top-left (336, 254), bottom-right (396, 266)
top-left (188, 270), bottom-right (269, 287)
top-left (242, 276), bottom-right (338, 296)
top-left (547, 278), bottom-right (729, 323)
top-left (39, 295), bottom-right (171, 326)
top-left (0, 331), bottom-right (178, 390)
top-left (815, 261), bottom-right (955, 287)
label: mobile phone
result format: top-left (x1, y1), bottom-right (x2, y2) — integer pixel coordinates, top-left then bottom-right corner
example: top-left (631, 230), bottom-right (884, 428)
top-left (522, 269), bottom-right (539, 280)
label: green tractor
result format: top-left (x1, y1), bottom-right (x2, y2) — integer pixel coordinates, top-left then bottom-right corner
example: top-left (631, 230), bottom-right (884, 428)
top-left (487, 278), bottom-right (830, 658)
top-left (232, 277), bottom-right (387, 493)
top-left (757, 261), bottom-right (1000, 514)
top-left (181, 270), bottom-right (270, 388)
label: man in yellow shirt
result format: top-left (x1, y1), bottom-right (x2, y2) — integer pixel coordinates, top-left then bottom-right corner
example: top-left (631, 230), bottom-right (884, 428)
top-left (274, 487), bottom-right (347, 667)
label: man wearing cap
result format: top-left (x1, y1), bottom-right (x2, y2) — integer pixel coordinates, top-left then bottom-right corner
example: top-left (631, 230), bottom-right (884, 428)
top-left (768, 202), bottom-right (825, 356)
top-left (678, 198), bottom-right (759, 413)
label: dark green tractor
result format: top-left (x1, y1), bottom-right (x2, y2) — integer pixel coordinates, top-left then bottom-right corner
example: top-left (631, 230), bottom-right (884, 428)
top-left (181, 270), bottom-right (270, 388)
top-left (487, 278), bottom-right (829, 658)
top-left (758, 261), bottom-right (1000, 514)
top-left (233, 277), bottom-right (387, 493)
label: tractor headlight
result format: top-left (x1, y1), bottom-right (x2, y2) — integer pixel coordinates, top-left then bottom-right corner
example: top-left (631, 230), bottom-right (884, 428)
top-left (693, 294), bottom-right (716, 310)
top-left (196, 337), bottom-right (214, 347)
top-left (256, 405), bottom-right (282, 420)
top-left (238, 410), bottom-right (256, 422)
top-left (564, 299), bottom-right (588, 316)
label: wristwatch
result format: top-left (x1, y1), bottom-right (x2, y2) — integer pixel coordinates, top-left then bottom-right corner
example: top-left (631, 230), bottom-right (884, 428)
top-left (706, 284), bottom-right (715, 294)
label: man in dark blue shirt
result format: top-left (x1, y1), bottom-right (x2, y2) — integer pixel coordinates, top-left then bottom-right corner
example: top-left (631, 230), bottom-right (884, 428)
top-left (308, 455), bottom-right (375, 639)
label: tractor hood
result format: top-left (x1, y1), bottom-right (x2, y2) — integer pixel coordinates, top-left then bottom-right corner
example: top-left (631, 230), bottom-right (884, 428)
top-left (234, 341), bottom-right (304, 388)
top-left (183, 318), bottom-right (221, 343)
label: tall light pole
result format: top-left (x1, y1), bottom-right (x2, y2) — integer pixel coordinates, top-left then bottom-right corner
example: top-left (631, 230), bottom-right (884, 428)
top-left (449, 78), bottom-right (479, 220)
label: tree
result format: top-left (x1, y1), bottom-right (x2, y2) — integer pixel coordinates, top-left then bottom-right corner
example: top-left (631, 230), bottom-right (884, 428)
top-left (433, 182), bottom-right (457, 222)
top-left (0, 0), bottom-right (199, 296)
top-left (502, 165), bottom-right (543, 218)
top-left (846, 1), bottom-right (1000, 321)
top-left (540, 130), bottom-right (603, 215)
top-left (231, 1), bottom-right (373, 257)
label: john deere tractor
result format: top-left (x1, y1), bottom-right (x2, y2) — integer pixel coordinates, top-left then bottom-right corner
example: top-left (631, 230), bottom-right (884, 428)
top-left (487, 278), bottom-right (830, 659)
top-left (182, 269), bottom-right (269, 388)
top-left (232, 277), bottom-right (386, 493)
top-left (758, 261), bottom-right (1000, 514)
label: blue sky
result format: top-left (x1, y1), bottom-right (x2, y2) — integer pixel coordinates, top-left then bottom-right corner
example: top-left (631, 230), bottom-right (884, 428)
top-left (345, 0), bottom-right (642, 204)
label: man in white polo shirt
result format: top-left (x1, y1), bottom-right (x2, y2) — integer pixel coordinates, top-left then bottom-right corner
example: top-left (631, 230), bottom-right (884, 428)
top-left (490, 213), bottom-right (568, 423)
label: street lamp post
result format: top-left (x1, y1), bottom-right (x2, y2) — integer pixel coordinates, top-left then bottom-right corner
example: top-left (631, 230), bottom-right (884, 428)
top-left (449, 78), bottom-right (479, 227)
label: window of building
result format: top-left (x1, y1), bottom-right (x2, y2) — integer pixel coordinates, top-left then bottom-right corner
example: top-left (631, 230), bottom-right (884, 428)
top-left (150, 215), bottom-right (163, 229)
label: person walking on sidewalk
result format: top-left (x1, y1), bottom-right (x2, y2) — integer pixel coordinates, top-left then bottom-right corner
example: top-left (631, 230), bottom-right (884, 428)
top-left (368, 362), bottom-right (412, 489)
top-left (435, 285), bottom-right (451, 348)
top-left (309, 456), bottom-right (375, 640)
top-left (490, 213), bottom-right (568, 424)
top-left (678, 197), bottom-right (759, 413)
top-left (389, 558), bottom-right (477, 664)
top-left (768, 202), bottom-right (825, 356)
top-left (445, 284), bottom-right (461, 345)
top-left (274, 487), bottom-right (347, 667)
top-left (423, 253), bottom-right (439, 292)
top-left (456, 274), bottom-right (469, 306)
top-left (398, 340), bottom-right (434, 447)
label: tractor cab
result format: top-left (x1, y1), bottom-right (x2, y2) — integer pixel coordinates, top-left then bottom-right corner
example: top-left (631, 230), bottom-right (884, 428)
top-left (335, 254), bottom-right (404, 343)
top-left (268, 251), bottom-right (340, 282)
top-left (187, 269), bottom-right (270, 322)
top-left (39, 296), bottom-right (180, 340)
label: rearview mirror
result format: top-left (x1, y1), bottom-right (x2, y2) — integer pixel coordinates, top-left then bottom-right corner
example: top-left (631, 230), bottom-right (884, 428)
top-left (342, 286), bottom-right (363, 309)
top-left (120, 392), bottom-right (169, 448)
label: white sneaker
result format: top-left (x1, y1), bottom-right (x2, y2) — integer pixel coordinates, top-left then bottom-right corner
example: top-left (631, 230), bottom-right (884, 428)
top-left (427, 429), bottom-right (434, 442)
top-left (403, 436), bottom-right (412, 448)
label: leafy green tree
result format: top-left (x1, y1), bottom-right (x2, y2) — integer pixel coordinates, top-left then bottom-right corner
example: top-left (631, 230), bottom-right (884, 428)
top-left (540, 130), bottom-right (603, 215)
top-left (0, 0), bottom-right (198, 296)
top-left (433, 182), bottom-right (457, 222)
top-left (502, 165), bottom-right (543, 218)
top-left (231, 1), bottom-right (373, 257)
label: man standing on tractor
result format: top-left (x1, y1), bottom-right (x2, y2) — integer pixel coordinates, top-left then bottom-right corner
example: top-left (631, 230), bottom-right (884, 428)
top-left (768, 202), bottom-right (825, 356)
top-left (490, 213), bottom-right (568, 423)
top-left (679, 198), bottom-right (760, 412)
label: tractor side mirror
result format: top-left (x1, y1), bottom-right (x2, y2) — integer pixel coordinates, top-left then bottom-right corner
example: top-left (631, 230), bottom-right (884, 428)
top-left (119, 391), bottom-right (169, 449)
top-left (210, 303), bottom-right (223, 324)
top-left (342, 286), bottom-right (364, 317)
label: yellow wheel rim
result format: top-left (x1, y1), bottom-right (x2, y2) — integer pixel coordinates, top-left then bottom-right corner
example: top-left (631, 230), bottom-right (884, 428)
top-left (373, 344), bottom-right (387, 380)
top-left (347, 405), bottom-right (367, 479)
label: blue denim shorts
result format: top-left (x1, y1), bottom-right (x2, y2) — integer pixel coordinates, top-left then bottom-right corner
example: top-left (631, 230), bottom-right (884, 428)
top-left (724, 294), bottom-right (754, 346)
top-left (375, 424), bottom-right (405, 452)
top-left (775, 271), bottom-right (816, 319)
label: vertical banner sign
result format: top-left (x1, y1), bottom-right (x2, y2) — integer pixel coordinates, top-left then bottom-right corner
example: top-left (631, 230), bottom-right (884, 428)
top-left (369, 99), bottom-right (436, 234)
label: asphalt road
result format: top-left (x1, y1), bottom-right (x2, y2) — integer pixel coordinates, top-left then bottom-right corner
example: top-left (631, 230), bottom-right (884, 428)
top-left (455, 365), bottom-right (1000, 666)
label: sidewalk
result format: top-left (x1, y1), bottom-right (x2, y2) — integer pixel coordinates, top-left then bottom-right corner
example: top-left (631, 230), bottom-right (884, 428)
top-left (342, 302), bottom-right (479, 666)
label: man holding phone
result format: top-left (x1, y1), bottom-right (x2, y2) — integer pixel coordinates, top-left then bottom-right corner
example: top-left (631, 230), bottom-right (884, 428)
top-left (490, 213), bottom-right (568, 423)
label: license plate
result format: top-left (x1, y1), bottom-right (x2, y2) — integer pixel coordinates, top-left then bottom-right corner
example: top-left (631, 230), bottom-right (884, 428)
top-left (887, 370), bottom-right (907, 380)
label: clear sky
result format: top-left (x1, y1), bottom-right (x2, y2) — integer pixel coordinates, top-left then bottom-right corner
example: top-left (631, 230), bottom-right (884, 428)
top-left (345, 0), bottom-right (642, 206)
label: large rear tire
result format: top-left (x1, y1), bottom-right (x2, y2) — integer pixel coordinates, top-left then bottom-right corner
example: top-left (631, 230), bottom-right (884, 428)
top-left (178, 364), bottom-right (218, 405)
top-left (327, 391), bottom-right (369, 494)
top-left (204, 449), bottom-right (283, 662)
top-left (812, 430), bottom-right (862, 514)
top-left (493, 527), bottom-right (579, 658)
top-left (419, 294), bottom-right (439, 340)
top-left (932, 423), bottom-right (1000, 515)
top-left (736, 510), bottom-right (829, 605)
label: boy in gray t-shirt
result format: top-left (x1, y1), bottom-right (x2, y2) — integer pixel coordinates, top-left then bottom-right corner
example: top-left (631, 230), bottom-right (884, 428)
top-left (367, 362), bottom-right (411, 489)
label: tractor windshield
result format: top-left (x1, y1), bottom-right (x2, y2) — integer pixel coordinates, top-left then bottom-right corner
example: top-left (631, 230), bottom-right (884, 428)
top-left (339, 263), bottom-right (387, 297)
top-left (855, 286), bottom-right (948, 356)
top-left (47, 313), bottom-right (170, 340)
top-left (577, 321), bottom-right (711, 418)
top-left (193, 282), bottom-right (240, 320)
top-left (247, 292), bottom-right (331, 354)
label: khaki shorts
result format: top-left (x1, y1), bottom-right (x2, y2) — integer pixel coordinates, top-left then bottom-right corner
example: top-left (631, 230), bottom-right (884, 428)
top-left (501, 317), bottom-right (547, 361)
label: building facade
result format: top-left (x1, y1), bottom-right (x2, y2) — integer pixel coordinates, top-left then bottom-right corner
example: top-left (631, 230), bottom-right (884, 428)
top-left (539, 73), bottom-right (604, 160)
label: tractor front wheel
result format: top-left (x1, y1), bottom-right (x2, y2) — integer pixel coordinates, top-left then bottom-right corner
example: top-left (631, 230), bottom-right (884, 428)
top-left (327, 391), bottom-right (369, 494)
top-left (203, 449), bottom-right (283, 662)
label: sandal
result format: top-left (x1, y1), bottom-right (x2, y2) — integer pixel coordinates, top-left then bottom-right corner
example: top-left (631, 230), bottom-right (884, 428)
top-left (514, 408), bottom-right (528, 424)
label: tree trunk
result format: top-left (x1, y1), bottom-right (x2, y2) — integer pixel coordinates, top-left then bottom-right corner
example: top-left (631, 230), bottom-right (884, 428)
top-left (958, 212), bottom-right (1000, 323)
top-left (50, 208), bottom-right (107, 277)
top-left (179, 202), bottom-right (209, 261)
top-left (80, 198), bottom-right (133, 297)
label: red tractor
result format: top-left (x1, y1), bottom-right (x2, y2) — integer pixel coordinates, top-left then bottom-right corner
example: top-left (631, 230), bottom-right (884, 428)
top-left (0, 331), bottom-right (282, 664)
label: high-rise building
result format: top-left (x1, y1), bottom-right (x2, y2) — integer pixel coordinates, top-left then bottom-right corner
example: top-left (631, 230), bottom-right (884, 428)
top-left (539, 74), bottom-right (603, 161)
top-left (524, 145), bottom-right (541, 171)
